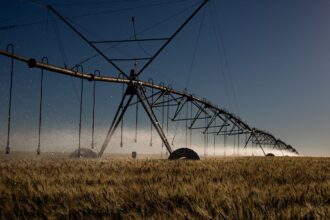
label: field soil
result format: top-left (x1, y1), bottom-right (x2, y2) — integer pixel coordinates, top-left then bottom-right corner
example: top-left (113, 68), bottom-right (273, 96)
top-left (0, 153), bottom-right (329, 219)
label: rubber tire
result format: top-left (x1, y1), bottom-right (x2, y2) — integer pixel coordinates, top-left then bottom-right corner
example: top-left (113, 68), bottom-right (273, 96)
top-left (168, 148), bottom-right (200, 160)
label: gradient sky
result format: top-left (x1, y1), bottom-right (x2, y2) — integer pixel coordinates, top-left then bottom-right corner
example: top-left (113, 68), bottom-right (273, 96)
top-left (0, 0), bottom-right (329, 156)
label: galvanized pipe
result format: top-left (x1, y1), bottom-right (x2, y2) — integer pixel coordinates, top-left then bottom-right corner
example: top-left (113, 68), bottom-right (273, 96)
top-left (0, 50), bottom-right (297, 154)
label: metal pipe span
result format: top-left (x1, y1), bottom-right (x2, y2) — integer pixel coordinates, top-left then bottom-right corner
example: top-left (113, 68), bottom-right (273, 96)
top-left (0, 50), bottom-right (297, 154)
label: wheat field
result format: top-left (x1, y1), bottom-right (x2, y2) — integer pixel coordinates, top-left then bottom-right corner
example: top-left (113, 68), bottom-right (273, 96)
top-left (0, 153), bottom-right (329, 219)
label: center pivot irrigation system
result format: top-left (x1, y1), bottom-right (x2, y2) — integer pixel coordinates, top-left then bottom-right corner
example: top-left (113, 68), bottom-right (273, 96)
top-left (1, 0), bottom-right (298, 159)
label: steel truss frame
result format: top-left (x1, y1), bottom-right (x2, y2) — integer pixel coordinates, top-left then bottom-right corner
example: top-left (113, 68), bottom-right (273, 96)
top-left (0, 50), bottom-right (299, 156)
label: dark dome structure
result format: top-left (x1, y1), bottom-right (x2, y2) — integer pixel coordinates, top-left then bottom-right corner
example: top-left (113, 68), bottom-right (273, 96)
top-left (70, 148), bottom-right (97, 159)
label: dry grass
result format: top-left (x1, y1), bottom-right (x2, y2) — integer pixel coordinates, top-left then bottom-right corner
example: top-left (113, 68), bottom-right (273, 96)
top-left (0, 154), bottom-right (329, 219)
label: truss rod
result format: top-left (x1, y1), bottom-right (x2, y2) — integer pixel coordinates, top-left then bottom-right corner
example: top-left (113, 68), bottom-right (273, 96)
top-left (98, 91), bottom-right (134, 157)
top-left (136, 0), bottom-right (209, 76)
top-left (47, 5), bottom-right (129, 78)
top-left (135, 85), bottom-right (173, 154)
top-left (110, 57), bottom-right (151, 61)
top-left (90, 37), bottom-right (170, 44)
top-left (172, 116), bottom-right (210, 122)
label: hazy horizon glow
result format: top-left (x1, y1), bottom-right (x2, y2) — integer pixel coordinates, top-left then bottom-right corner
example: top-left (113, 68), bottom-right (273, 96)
top-left (0, 128), bottom-right (298, 157)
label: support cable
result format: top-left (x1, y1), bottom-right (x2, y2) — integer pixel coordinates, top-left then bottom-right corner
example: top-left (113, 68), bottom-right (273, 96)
top-left (0, 0), bottom-right (194, 33)
top-left (48, 5), bottom-right (128, 78)
top-left (208, 4), bottom-right (232, 111)
top-left (52, 19), bottom-right (68, 67)
top-left (58, 0), bottom-right (190, 19)
top-left (132, 16), bottom-right (152, 57)
top-left (20, 0), bottom-right (45, 8)
top-left (137, 0), bottom-right (209, 76)
top-left (54, 0), bottom-right (186, 7)
top-left (45, 8), bottom-right (49, 33)
top-left (51, 15), bottom-right (89, 126)
top-left (210, 2), bottom-right (240, 115)
top-left (71, 2), bottom-right (199, 67)
top-left (184, 6), bottom-right (206, 89)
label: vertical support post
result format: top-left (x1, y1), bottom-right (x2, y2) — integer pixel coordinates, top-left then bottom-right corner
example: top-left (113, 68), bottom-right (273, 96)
top-left (5, 44), bottom-right (14, 154)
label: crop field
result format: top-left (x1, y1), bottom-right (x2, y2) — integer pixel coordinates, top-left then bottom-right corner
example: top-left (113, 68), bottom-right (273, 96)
top-left (0, 153), bottom-right (329, 219)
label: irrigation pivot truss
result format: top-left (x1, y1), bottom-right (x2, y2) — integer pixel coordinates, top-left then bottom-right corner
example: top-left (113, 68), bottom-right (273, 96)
top-left (0, 0), bottom-right (298, 159)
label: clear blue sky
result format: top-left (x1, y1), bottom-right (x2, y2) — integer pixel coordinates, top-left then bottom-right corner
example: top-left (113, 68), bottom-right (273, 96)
top-left (0, 0), bottom-right (329, 156)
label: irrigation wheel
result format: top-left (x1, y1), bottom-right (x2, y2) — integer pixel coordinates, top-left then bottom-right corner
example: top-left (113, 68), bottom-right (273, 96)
top-left (168, 148), bottom-right (200, 160)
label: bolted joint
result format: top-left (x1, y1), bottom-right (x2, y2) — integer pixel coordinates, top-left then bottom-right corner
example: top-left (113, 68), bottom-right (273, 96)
top-left (129, 69), bottom-right (137, 80)
top-left (27, 58), bottom-right (37, 68)
top-left (88, 74), bottom-right (94, 81)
